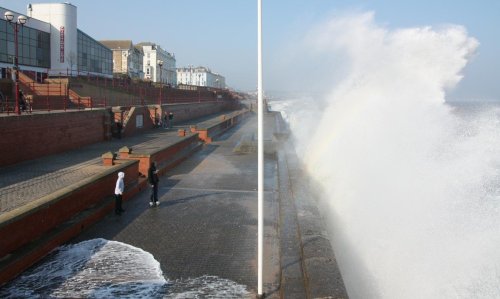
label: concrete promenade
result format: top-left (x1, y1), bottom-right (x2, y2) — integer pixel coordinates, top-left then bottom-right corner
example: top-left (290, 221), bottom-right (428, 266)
top-left (0, 126), bottom-right (181, 214)
top-left (0, 111), bottom-right (225, 214)
top-left (0, 111), bottom-right (348, 297)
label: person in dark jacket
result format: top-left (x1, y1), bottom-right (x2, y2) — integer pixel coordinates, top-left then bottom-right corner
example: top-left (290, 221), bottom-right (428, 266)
top-left (168, 112), bottom-right (174, 128)
top-left (148, 161), bottom-right (160, 206)
top-left (19, 90), bottom-right (27, 112)
top-left (0, 90), bottom-right (4, 112)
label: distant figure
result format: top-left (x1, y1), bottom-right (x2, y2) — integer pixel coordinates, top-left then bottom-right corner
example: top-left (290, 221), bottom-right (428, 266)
top-left (154, 114), bottom-right (160, 128)
top-left (18, 90), bottom-right (27, 112)
top-left (162, 112), bottom-right (168, 129)
top-left (148, 162), bottom-right (160, 207)
top-left (114, 172), bottom-right (125, 215)
top-left (0, 90), bottom-right (4, 112)
top-left (168, 112), bottom-right (174, 128)
top-left (116, 121), bottom-right (122, 139)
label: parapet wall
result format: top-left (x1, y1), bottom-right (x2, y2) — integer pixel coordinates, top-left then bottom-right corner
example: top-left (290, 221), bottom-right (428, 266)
top-left (0, 101), bottom-right (239, 168)
top-left (0, 159), bottom-right (139, 258)
top-left (0, 159), bottom-right (140, 285)
top-left (0, 109), bottom-right (111, 167)
top-left (162, 101), bottom-right (233, 124)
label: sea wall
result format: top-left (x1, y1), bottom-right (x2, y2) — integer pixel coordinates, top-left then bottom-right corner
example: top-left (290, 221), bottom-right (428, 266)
top-left (0, 109), bottom-right (111, 167)
top-left (0, 101), bottom-right (238, 167)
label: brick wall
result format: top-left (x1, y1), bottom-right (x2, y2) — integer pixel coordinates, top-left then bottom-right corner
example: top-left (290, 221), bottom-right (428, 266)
top-left (121, 133), bottom-right (201, 177)
top-left (0, 160), bottom-right (138, 258)
top-left (0, 160), bottom-right (140, 285)
top-left (121, 106), bottom-right (157, 137)
top-left (160, 101), bottom-right (230, 124)
top-left (120, 102), bottom-right (232, 138)
top-left (0, 109), bottom-right (111, 167)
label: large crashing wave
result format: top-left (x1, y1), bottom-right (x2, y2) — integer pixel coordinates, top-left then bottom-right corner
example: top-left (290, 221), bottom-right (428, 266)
top-left (272, 11), bottom-right (500, 299)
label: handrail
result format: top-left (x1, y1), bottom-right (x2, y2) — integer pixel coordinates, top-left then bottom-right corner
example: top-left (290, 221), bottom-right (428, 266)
top-left (1, 70), bottom-right (236, 114)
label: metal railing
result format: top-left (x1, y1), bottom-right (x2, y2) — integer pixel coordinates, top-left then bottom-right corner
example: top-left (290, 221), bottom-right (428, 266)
top-left (0, 70), bottom-right (235, 115)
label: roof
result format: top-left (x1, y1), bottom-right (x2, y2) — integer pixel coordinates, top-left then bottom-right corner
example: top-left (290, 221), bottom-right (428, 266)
top-left (135, 42), bottom-right (155, 47)
top-left (100, 40), bottom-right (133, 50)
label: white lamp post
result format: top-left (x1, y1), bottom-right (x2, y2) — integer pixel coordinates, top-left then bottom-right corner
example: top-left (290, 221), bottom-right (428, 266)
top-left (4, 11), bottom-right (28, 115)
top-left (157, 60), bottom-right (163, 106)
top-left (257, 0), bottom-right (264, 296)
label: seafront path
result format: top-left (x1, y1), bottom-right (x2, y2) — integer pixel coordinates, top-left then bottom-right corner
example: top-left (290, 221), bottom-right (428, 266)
top-left (0, 110), bottom-right (347, 298)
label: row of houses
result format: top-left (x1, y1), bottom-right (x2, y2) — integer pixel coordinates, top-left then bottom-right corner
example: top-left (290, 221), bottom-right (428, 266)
top-left (0, 3), bottom-right (226, 89)
top-left (100, 40), bottom-right (226, 89)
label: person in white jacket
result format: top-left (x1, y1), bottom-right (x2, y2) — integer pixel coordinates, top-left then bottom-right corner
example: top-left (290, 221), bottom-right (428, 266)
top-left (114, 172), bottom-right (125, 215)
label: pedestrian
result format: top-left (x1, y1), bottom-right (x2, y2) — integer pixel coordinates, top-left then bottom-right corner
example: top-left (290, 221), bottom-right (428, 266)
top-left (19, 90), bottom-right (27, 112)
top-left (168, 112), bottom-right (174, 128)
top-left (116, 121), bottom-right (122, 139)
top-left (154, 114), bottom-right (160, 128)
top-left (162, 112), bottom-right (168, 129)
top-left (0, 90), bottom-right (4, 112)
top-left (148, 161), bottom-right (160, 207)
top-left (114, 171), bottom-right (125, 215)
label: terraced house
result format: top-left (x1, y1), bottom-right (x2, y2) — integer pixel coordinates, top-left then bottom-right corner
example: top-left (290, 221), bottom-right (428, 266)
top-left (100, 40), bottom-right (144, 80)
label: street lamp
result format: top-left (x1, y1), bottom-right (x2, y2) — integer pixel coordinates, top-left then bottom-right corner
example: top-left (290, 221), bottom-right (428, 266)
top-left (157, 59), bottom-right (163, 106)
top-left (4, 11), bottom-right (28, 115)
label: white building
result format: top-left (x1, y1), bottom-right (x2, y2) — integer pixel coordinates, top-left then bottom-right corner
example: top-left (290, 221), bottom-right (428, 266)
top-left (1, 3), bottom-right (112, 78)
top-left (136, 42), bottom-right (176, 86)
top-left (100, 40), bottom-right (144, 79)
top-left (176, 66), bottom-right (225, 89)
top-left (27, 3), bottom-right (77, 75)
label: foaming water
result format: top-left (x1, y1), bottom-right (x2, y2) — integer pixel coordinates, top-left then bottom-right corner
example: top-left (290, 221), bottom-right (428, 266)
top-left (0, 239), bottom-right (250, 298)
top-left (270, 12), bottom-right (500, 299)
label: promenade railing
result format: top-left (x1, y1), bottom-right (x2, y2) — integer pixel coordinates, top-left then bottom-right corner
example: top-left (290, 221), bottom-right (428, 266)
top-left (0, 69), bottom-right (234, 115)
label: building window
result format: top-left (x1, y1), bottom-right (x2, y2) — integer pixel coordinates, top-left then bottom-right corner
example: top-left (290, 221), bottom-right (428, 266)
top-left (77, 30), bottom-right (112, 75)
top-left (0, 19), bottom-right (50, 68)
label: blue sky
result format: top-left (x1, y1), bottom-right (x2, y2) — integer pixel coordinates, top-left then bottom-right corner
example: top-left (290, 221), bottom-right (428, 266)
top-left (1, 0), bottom-right (499, 100)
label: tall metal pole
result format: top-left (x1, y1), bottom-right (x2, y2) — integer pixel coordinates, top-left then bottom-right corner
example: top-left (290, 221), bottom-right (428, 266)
top-left (158, 60), bottom-right (163, 106)
top-left (5, 12), bottom-right (27, 115)
top-left (257, 0), bottom-right (264, 296)
top-left (158, 61), bottom-right (163, 129)
top-left (159, 77), bottom-right (162, 106)
top-left (14, 23), bottom-right (20, 115)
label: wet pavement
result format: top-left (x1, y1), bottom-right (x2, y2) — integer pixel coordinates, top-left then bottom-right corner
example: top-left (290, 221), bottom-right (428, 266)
top-left (71, 114), bottom-right (281, 297)
top-left (1, 110), bottom-right (348, 298)
top-left (0, 115), bottom-right (214, 214)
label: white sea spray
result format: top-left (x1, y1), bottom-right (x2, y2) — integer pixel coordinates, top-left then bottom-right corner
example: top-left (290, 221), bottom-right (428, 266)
top-left (271, 11), bottom-right (500, 299)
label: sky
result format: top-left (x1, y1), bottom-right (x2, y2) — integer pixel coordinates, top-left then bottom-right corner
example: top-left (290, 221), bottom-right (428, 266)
top-left (1, 0), bottom-right (499, 100)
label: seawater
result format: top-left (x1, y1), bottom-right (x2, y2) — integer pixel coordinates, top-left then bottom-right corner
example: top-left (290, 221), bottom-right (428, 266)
top-left (0, 239), bottom-right (250, 298)
top-left (268, 11), bottom-right (500, 299)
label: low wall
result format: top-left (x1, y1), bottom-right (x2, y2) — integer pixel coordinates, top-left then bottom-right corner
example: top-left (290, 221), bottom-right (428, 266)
top-left (121, 102), bottom-right (233, 138)
top-left (193, 109), bottom-right (250, 143)
top-left (0, 159), bottom-right (139, 258)
top-left (121, 106), bottom-right (158, 138)
top-left (120, 133), bottom-right (201, 178)
top-left (0, 109), bottom-right (111, 167)
top-left (0, 159), bottom-right (140, 285)
top-left (160, 101), bottom-right (233, 124)
top-left (0, 102), bottom-right (240, 167)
